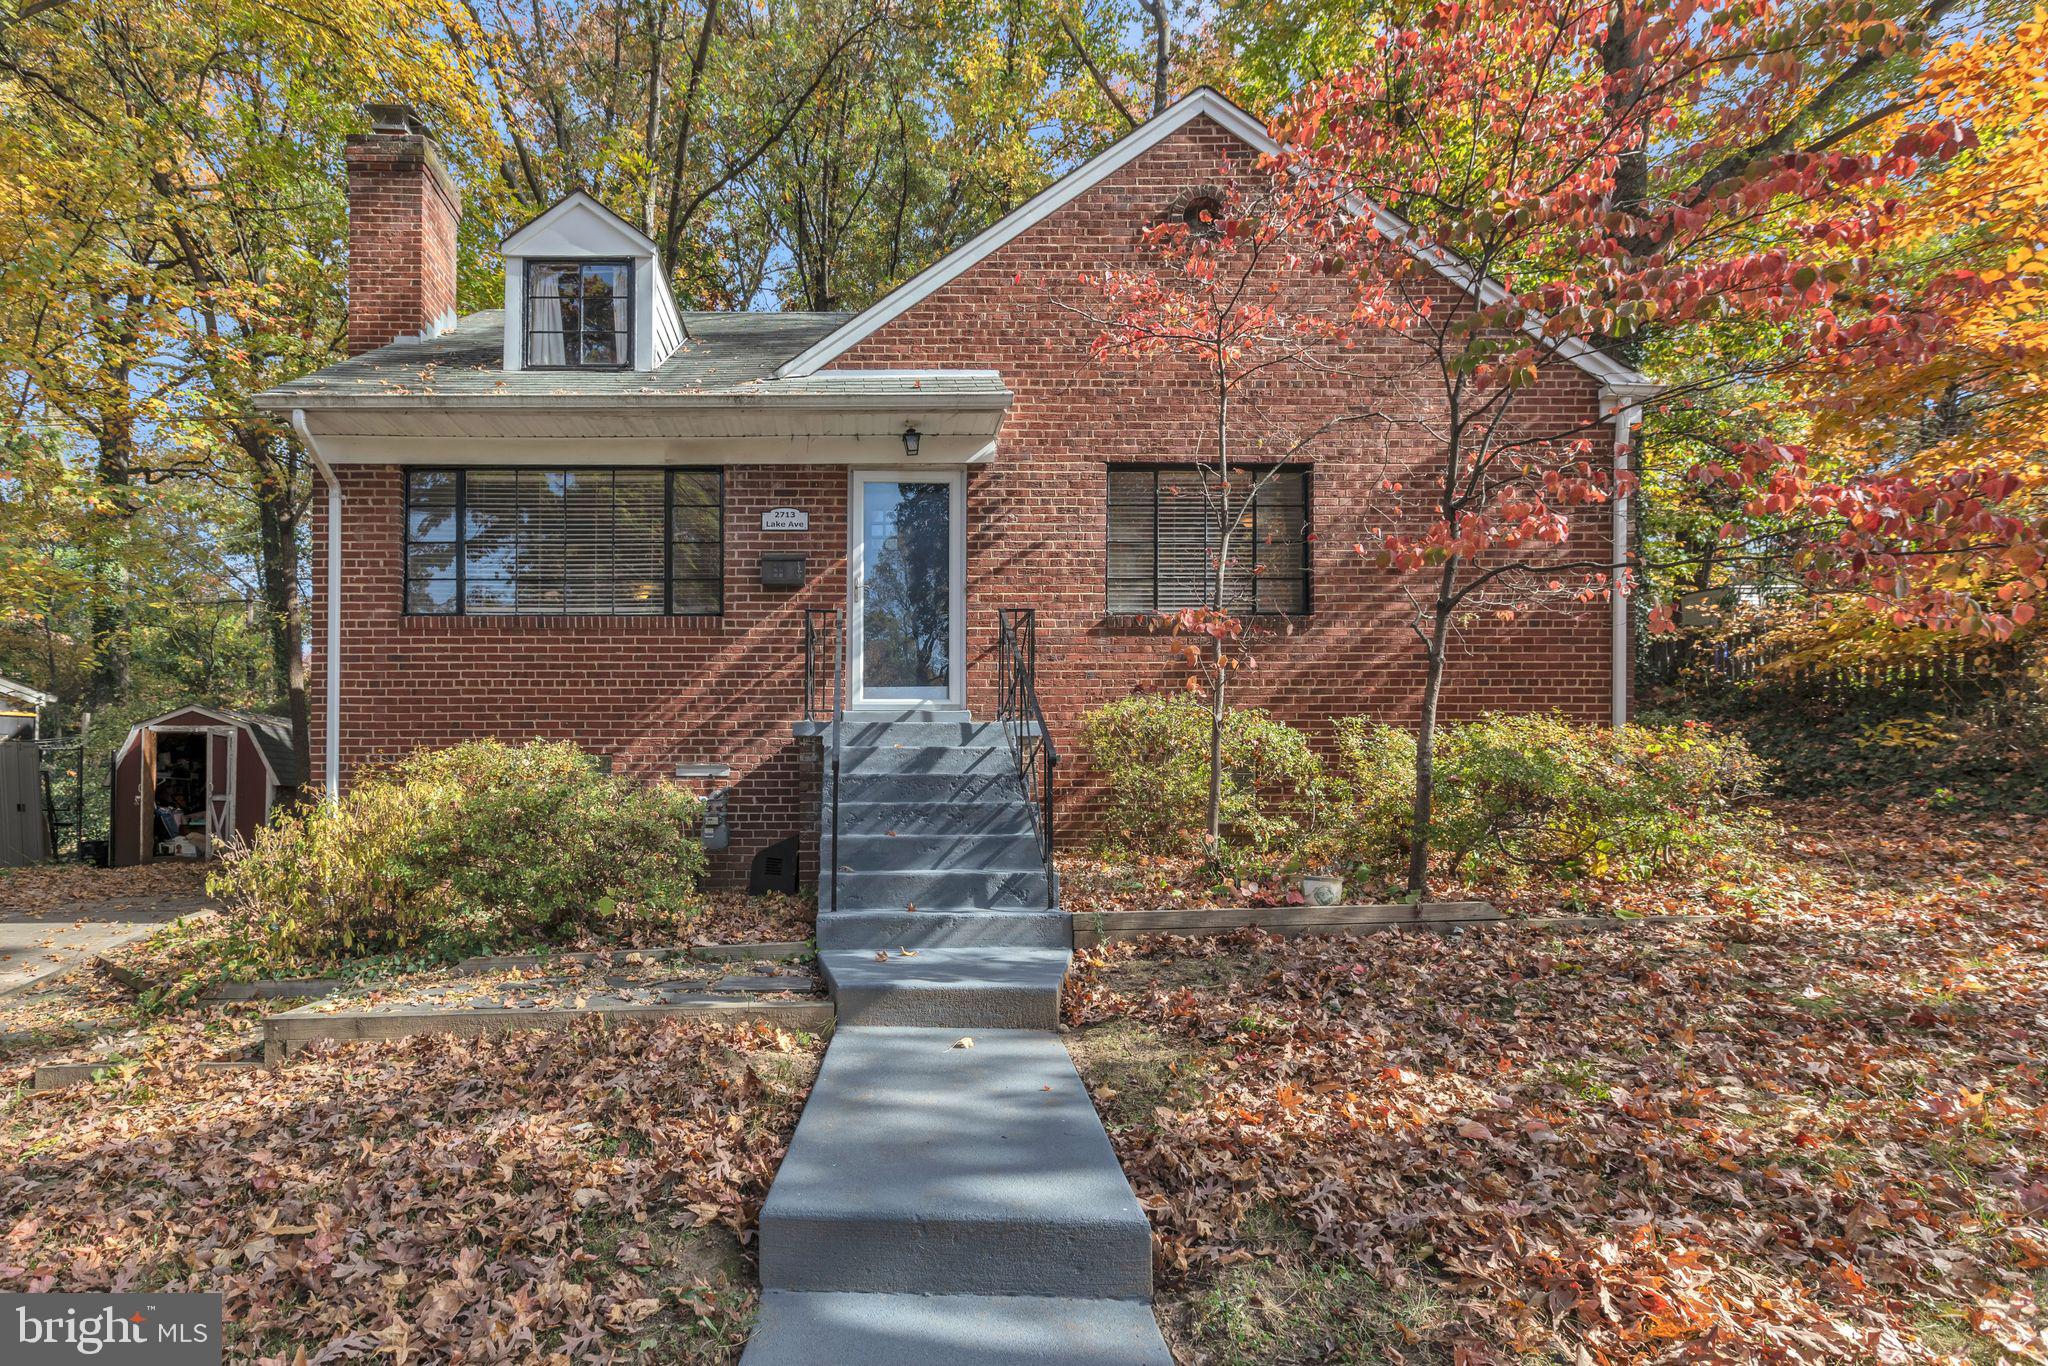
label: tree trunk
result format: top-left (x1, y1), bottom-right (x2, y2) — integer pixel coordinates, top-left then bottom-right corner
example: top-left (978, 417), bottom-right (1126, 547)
top-left (1207, 635), bottom-right (1225, 851)
top-left (1142, 0), bottom-right (1171, 114)
top-left (85, 409), bottom-right (136, 712)
top-left (1204, 375), bottom-right (1230, 854)
top-left (244, 427), bottom-right (311, 788)
top-left (637, 0), bottom-right (668, 236)
top-left (1407, 565), bottom-right (1459, 896)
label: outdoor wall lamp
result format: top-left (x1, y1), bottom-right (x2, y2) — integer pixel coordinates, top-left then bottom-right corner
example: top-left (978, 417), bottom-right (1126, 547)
top-left (902, 427), bottom-right (921, 458)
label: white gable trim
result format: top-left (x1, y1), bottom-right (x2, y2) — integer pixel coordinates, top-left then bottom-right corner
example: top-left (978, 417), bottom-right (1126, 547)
top-left (0, 676), bottom-right (54, 708)
top-left (502, 191), bottom-right (660, 256)
top-left (777, 87), bottom-right (1648, 391)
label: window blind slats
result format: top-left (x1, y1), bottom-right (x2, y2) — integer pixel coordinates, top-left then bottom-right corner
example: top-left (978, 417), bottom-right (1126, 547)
top-left (404, 469), bottom-right (721, 617)
top-left (1106, 466), bottom-right (1310, 616)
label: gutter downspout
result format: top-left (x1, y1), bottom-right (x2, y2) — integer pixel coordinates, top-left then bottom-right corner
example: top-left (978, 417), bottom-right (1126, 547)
top-left (1604, 393), bottom-right (1646, 730)
top-left (290, 409), bottom-right (343, 799)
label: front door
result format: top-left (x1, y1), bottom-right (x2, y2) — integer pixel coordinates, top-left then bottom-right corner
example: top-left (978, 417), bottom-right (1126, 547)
top-left (848, 471), bottom-right (965, 709)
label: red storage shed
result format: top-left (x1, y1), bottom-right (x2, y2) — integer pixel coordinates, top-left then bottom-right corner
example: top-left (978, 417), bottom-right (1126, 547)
top-left (110, 707), bottom-right (305, 866)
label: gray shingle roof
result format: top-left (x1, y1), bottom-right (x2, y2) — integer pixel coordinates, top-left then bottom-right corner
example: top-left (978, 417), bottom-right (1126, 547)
top-left (212, 709), bottom-right (308, 789)
top-left (255, 310), bottom-right (901, 409)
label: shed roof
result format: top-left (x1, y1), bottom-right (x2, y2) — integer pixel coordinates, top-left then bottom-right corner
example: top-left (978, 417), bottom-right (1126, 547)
top-left (122, 706), bottom-right (307, 790)
top-left (213, 709), bottom-right (307, 789)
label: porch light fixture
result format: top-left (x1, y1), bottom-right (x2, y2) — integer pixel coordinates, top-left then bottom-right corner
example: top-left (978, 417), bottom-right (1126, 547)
top-left (902, 427), bottom-right (921, 458)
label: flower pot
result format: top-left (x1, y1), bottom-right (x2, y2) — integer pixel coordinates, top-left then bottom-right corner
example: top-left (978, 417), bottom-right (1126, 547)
top-left (1300, 874), bottom-right (1344, 907)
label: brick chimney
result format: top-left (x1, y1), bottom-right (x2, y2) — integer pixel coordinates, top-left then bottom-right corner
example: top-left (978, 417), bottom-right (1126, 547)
top-left (344, 102), bottom-right (461, 356)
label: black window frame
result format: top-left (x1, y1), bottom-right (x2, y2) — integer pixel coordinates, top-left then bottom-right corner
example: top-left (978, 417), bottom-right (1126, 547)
top-left (403, 466), bottom-right (724, 618)
top-left (1105, 463), bottom-right (1313, 617)
top-left (522, 258), bottom-right (636, 370)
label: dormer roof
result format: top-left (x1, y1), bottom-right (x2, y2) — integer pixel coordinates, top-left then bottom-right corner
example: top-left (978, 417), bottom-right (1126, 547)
top-left (501, 191), bottom-right (661, 258)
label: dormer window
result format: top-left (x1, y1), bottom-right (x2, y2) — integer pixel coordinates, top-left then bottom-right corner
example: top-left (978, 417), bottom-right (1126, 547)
top-left (524, 260), bottom-right (633, 368)
top-left (501, 193), bottom-right (682, 373)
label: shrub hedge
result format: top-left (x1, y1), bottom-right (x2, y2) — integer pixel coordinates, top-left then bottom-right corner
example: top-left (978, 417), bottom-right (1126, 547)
top-left (211, 739), bottom-right (707, 965)
top-left (1076, 693), bottom-right (1323, 852)
top-left (1081, 699), bottom-right (1766, 881)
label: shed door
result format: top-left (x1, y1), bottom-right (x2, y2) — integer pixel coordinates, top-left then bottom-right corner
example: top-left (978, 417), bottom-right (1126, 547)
top-left (138, 728), bottom-right (159, 864)
top-left (207, 729), bottom-right (236, 851)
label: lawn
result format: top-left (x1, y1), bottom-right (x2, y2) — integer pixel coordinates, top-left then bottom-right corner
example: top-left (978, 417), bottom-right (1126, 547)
top-left (1, 1014), bottom-right (824, 1362)
top-left (1065, 798), bottom-right (2048, 1363)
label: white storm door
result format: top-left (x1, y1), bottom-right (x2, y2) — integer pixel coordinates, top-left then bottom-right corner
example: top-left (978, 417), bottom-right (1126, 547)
top-left (847, 470), bottom-right (965, 709)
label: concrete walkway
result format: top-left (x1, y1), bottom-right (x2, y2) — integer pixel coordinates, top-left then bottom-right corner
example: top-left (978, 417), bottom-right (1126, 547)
top-left (743, 711), bottom-right (1171, 1364)
top-left (0, 895), bottom-right (209, 1000)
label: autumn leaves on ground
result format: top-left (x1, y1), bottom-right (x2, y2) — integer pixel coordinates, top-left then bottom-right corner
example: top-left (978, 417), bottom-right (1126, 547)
top-left (2, 799), bottom-right (2042, 1362)
top-left (1067, 802), bottom-right (2048, 1363)
top-left (1, 1017), bottom-right (821, 1362)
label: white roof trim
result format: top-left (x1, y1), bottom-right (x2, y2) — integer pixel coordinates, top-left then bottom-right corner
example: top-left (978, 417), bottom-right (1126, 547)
top-left (777, 86), bottom-right (1649, 391)
top-left (501, 190), bottom-right (660, 257)
top-left (0, 676), bottom-right (54, 707)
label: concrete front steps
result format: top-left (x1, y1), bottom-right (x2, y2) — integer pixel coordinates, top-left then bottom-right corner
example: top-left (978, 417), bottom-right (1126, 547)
top-left (819, 947), bottom-right (1071, 1028)
top-left (741, 709), bottom-right (1170, 1365)
top-left (745, 1291), bottom-right (1172, 1366)
top-left (757, 1028), bottom-right (1153, 1298)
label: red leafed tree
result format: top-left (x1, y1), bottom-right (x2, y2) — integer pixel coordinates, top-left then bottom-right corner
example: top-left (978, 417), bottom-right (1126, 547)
top-left (1088, 0), bottom-right (2036, 891)
top-left (1060, 185), bottom-right (1364, 851)
top-left (1258, 0), bottom-right (2030, 891)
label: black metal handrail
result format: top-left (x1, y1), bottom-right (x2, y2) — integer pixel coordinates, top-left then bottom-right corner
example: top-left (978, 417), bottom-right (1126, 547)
top-left (996, 607), bottom-right (1057, 908)
top-left (803, 607), bottom-right (846, 912)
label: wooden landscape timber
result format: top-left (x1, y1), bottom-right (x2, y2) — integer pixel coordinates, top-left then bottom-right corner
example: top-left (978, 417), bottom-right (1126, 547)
top-left (1069, 900), bottom-right (1500, 947)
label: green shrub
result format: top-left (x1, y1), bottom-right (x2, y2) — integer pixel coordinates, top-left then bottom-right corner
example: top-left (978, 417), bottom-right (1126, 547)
top-left (1331, 719), bottom-right (1417, 868)
top-left (1078, 694), bottom-right (1323, 853)
top-left (1333, 713), bottom-right (1766, 881)
top-left (211, 739), bottom-right (706, 965)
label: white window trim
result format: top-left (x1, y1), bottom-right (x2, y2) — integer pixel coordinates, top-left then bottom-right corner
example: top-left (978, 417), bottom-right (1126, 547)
top-left (846, 468), bottom-right (967, 711)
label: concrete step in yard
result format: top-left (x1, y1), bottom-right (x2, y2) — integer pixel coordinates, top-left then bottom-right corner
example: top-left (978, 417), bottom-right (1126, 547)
top-left (833, 768), bottom-right (1027, 805)
top-left (832, 799), bottom-right (1038, 838)
top-left (839, 719), bottom-right (1007, 748)
top-left (832, 830), bottom-right (1044, 872)
top-left (820, 947), bottom-right (1069, 1028)
top-left (816, 906), bottom-right (1070, 951)
top-left (756, 1026), bottom-right (1153, 1298)
top-left (746, 711), bottom-right (1168, 1365)
top-left (839, 743), bottom-right (1018, 776)
top-left (835, 867), bottom-right (1051, 912)
top-left (743, 1291), bottom-right (1173, 1366)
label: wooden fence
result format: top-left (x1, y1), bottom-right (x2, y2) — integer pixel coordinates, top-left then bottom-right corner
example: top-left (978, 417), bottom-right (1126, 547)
top-left (1647, 636), bottom-right (1989, 697)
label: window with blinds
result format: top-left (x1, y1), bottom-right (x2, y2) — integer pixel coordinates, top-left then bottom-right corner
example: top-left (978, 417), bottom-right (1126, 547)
top-left (404, 468), bottom-right (723, 617)
top-left (1106, 466), bottom-right (1310, 615)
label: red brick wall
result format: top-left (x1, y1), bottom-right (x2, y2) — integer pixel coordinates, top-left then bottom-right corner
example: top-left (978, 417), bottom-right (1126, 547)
top-left (310, 466), bottom-right (848, 884)
top-left (824, 114), bottom-right (1620, 818)
top-left (345, 133), bottom-right (461, 357)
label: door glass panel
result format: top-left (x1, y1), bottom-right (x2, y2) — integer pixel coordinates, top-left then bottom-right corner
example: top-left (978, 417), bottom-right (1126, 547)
top-left (862, 479), bottom-right (951, 697)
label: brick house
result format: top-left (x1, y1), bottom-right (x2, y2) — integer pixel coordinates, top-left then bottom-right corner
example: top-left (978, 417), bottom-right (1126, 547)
top-left (255, 90), bottom-right (1650, 887)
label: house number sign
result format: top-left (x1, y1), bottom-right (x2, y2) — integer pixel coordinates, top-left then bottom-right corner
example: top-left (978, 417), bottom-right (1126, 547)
top-left (761, 507), bottom-right (809, 532)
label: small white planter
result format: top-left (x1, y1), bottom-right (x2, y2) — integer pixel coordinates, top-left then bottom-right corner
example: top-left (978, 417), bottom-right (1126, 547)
top-left (1300, 874), bottom-right (1345, 907)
